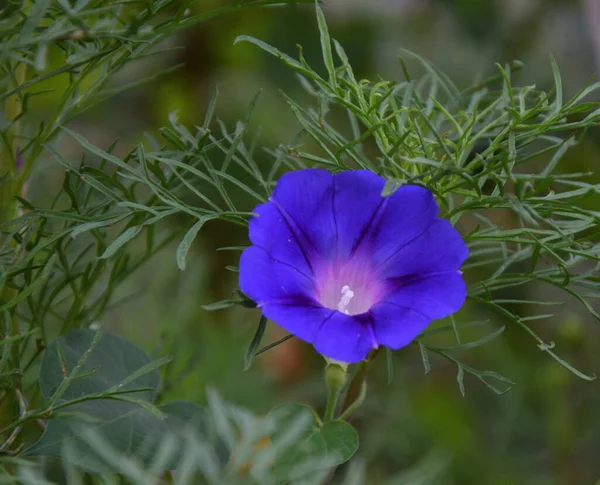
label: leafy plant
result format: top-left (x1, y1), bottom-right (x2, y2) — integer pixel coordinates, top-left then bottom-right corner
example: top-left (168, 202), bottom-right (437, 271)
top-left (234, 5), bottom-right (600, 392)
top-left (1, 0), bottom-right (599, 483)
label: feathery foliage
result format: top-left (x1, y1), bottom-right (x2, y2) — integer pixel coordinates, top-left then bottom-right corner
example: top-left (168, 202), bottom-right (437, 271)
top-left (1, 0), bottom-right (599, 482)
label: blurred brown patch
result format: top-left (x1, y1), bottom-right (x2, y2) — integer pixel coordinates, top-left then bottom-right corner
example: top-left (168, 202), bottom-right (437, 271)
top-left (259, 325), bottom-right (309, 385)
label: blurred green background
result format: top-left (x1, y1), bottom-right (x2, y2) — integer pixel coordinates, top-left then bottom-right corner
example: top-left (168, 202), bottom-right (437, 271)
top-left (27, 0), bottom-right (600, 483)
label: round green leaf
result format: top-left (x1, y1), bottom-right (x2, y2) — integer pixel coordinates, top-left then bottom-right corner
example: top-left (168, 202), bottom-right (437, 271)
top-left (25, 329), bottom-right (185, 472)
top-left (268, 403), bottom-right (359, 481)
top-left (39, 328), bottom-right (160, 402)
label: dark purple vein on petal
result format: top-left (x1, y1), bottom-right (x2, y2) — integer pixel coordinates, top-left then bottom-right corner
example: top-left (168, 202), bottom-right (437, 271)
top-left (359, 312), bottom-right (378, 350)
top-left (312, 310), bottom-right (337, 342)
top-left (375, 301), bottom-right (431, 320)
top-left (253, 245), bottom-right (320, 295)
top-left (331, 174), bottom-right (339, 260)
top-left (253, 244), bottom-right (316, 282)
top-left (382, 270), bottom-right (461, 292)
top-left (373, 219), bottom-right (437, 275)
top-left (261, 294), bottom-right (322, 308)
top-left (348, 197), bottom-right (388, 258)
top-left (270, 198), bottom-right (319, 274)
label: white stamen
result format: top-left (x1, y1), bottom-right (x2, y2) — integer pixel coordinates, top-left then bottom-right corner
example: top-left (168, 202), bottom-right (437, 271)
top-left (337, 285), bottom-right (355, 315)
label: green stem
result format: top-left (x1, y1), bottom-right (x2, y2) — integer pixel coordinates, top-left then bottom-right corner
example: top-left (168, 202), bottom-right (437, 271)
top-left (323, 362), bottom-right (347, 422)
top-left (323, 385), bottom-right (339, 422)
top-left (1, 62), bottom-right (26, 222)
top-left (0, 61), bottom-right (26, 436)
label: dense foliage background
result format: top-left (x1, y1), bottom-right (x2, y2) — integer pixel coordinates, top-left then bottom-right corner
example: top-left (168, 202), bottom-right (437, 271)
top-left (2, 0), bottom-right (600, 483)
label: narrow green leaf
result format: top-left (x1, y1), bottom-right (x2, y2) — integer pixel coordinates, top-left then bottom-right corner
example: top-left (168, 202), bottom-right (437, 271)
top-left (418, 342), bottom-right (430, 374)
top-left (315, 1), bottom-right (337, 89)
top-left (456, 364), bottom-right (466, 397)
top-left (106, 356), bottom-right (173, 394)
top-left (449, 314), bottom-right (461, 344)
top-left (233, 35), bottom-right (316, 79)
top-left (49, 328), bottom-right (105, 405)
top-left (244, 315), bottom-right (267, 371)
top-left (208, 169), bottom-right (265, 202)
top-left (254, 334), bottom-right (294, 357)
top-left (176, 218), bottom-right (206, 271)
top-left (62, 170), bottom-right (79, 210)
top-left (422, 320), bottom-right (491, 337)
top-left (431, 326), bottom-right (506, 352)
top-left (540, 135), bottom-right (576, 177)
top-left (543, 347), bottom-right (596, 381)
top-left (99, 226), bottom-right (142, 259)
top-left (63, 128), bottom-right (133, 174)
top-left (203, 84), bottom-right (219, 129)
top-left (0, 329), bottom-right (38, 347)
top-left (549, 55), bottom-right (563, 117)
top-left (0, 255), bottom-right (57, 313)
top-left (19, 0), bottom-right (50, 38)
top-left (71, 214), bottom-right (130, 239)
top-left (108, 396), bottom-right (165, 421)
top-left (201, 299), bottom-right (240, 311)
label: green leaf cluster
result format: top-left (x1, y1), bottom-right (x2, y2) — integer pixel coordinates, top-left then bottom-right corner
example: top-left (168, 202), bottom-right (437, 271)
top-left (235, 2), bottom-right (600, 392)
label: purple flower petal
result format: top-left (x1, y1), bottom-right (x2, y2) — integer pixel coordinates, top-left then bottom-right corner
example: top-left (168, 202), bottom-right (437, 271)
top-left (261, 302), bottom-right (376, 362)
top-left (249, 202), bottom-right (314, 276)
top-left (377, 219), bottom-right (469, 279)
top-left (330, 170), bottom-right (386, 259)
top-left (382, 272), bottom-right (467, 319)
top-left (239, 246), bottom-right (316, 305)
top-left (260, 301), bottom-right (332, 343)
top-left (369, 303), bottom-right (431, 350)
top-left (270, 169), bottom-right (336, 259)
top-left (372, 272), bottom-right (467, 349)
top-left (269, 169), bottom-right (389, 261)
top-left (313, 312), bottom-right (377, 362)
top-left (365, 185), bottom-right (438, 269)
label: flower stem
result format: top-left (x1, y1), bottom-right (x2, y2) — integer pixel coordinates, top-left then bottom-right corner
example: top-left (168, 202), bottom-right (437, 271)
top-left (324, 385), bottom-right (339, 422)
top-left (323, 362), bottom-right (347, 422)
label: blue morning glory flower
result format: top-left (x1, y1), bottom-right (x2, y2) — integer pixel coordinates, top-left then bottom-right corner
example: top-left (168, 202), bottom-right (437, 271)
top-left (239, 169), bottom-right (468, 363)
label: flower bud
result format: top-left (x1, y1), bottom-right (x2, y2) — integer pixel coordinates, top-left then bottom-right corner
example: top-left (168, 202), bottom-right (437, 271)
top-left (325, 362), bottom-right (347, 394)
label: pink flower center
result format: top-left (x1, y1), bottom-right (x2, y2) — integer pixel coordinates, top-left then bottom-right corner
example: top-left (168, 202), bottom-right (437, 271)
top-left (316, 258), bottom-right (382, 315)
